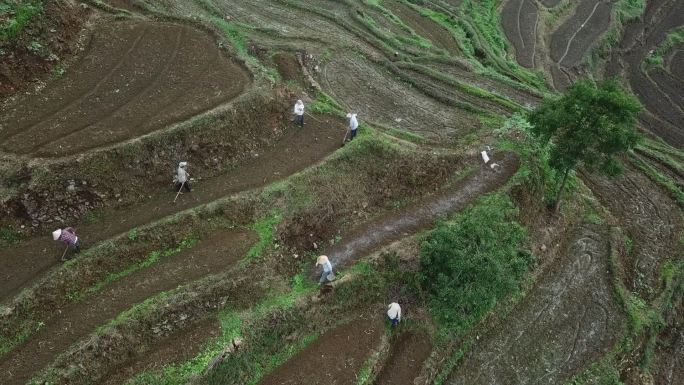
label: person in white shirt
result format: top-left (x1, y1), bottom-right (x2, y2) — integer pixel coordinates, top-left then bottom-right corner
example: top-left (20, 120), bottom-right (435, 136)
top-left (387, 302), bottom-right (401, 327)
top-left (176, 161), bottom-right (191, 192)
top-left (316, 255), bottom-right (334, 285)
top-left (294, 99), bottom-right (305, 127)
top-left (346, 113), bottom-right (359, 141)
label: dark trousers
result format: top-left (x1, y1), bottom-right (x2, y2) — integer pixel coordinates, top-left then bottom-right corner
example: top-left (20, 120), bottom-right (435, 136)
top-left (176, 181), bottom-right (191, 192)
top-left (295, 114), bottom-right (304, 126)
top-left (350, 129), bottom-right (357, 140)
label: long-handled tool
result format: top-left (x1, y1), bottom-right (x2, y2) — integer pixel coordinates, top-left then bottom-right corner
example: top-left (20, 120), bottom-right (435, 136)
top-left (173, 182), bottom-right (185, 203)
top-left (341, 128), bottom-right (351, 145)
top-left (59, 245), bottom-right (69, 261)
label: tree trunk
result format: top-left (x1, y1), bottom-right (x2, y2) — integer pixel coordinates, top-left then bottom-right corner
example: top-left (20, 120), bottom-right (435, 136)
top-left (553, 168), bottom-right (571, 212)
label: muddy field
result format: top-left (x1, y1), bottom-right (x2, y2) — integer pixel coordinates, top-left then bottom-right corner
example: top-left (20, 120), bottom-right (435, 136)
top-left (0, 0), bottom-right (682, 384)
top-left (257, 318), bottom-right (384, 385)
top-left (0, 21), bottom-right (250, 157)
top-left (447, 225), bottom-right (622, 384)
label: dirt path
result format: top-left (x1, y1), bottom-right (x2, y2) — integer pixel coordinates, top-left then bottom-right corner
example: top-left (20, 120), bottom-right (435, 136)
top-left (0, 116), bottom-right (345, 303)
top-left (447, 225), bottom-right (622, 384)
top-left (0, 229), bottom-right (255, 385)
top-left (376, 331), bottom-right (432, 385)
top-left (0, 21), bottom-right (250, 157)
top-left (501, 0), bottom-right (539, 68)
top-left (257, 318), bottom-right (384, 385)
top-left (100, 317), bottom-right (221, 385)
top-left (326, 153), bottom-right (518, 269)
top-left (583, 164), bottom-right (682, 299)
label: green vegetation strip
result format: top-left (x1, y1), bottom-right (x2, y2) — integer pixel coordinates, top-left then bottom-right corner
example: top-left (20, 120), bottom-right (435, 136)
top-left (0, 0), bottom-right (43, 42)
top-left (125, 274), bottom-right (316, 385)
top-left (645, 26), bottom-right (684, 68)
top-left (75, 237), bottom-right (199, 300)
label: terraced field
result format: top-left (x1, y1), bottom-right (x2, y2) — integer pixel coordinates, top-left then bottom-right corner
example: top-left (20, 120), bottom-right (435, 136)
top-left (0, 21), bottom-right (250, 157)
top-left (0, 0), bottom-right (682, 384)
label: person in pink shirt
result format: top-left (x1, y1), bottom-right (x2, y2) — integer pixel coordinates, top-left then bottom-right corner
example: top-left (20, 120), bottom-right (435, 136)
top-left (52, 227), bottom-right (81, 261)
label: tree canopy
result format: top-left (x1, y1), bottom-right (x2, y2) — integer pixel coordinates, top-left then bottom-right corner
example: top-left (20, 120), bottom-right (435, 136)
top-left (528, 79), bottom-right (642, 209)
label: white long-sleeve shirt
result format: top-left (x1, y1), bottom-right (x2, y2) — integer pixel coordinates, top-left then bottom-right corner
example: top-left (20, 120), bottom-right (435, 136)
top-left (387, 302), bottom-right (401, 321)
top-left (349, 114), bottom-right (358, 130)
top-left (177, 167), bottom-right (188, 183)
top-left (294, 103), bottom-right (304, 116)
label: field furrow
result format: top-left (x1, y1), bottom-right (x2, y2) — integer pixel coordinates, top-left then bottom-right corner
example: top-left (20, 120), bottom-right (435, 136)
top-left (447, 225), bottom-right (621, 384)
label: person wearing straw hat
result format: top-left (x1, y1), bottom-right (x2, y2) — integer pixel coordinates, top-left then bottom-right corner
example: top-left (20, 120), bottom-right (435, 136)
top-left (53, 227), bottom-right (80, 261)
top-left (293, 99), bottom-right (305, 127)
top-left (387, 302), bottom-right (401, 327)
top-left (176, 161), bottom-right (191, 193)
top-left (316, 255), bottom-right (335, 285)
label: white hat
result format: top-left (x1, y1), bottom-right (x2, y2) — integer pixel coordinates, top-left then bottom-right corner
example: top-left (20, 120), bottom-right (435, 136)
top-left (296, 99), bottom-right (303, 104)
top-left (179, 161), bottom-right (187, 168)
top-left (316, 255), bottom-right (329, 266)
top-left (52, 229), bottom-right (62, 241)
top-left (346, 113), bottom-right (352, 118)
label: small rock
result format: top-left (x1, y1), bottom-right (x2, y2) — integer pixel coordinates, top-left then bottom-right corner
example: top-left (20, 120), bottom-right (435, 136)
top-left (540, 244), bottom-right (547, 252)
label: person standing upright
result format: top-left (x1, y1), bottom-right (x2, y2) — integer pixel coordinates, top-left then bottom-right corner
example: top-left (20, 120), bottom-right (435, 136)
top-left (294, 99), bottom-right (305, 127)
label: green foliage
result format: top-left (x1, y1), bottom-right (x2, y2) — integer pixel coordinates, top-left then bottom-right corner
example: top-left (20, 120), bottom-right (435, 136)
top-left (528, 79), bottom-right (642, 208)
top-left (0, 225), bottom-right (23, 246)
top-left (78, 237), bottom-right (199, 299)
top-left (615, 0), bottom-right (646, 22)
top-left (565, 358), bottom-right (624, 385)
top-left (0, 0), bottom-right (43, 42)
top-left (308, 92), bottom-right (344, 115)
top-left (244, 212), bottom-right (281, 261)
top-left (419, 194), bottom-right (532, 334)
top-left (645, 26), bottom-right (684, 67)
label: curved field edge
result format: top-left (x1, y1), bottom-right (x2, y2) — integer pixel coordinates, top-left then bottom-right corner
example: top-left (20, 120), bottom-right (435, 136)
top-left (0, 128), bottom-right (468, 362)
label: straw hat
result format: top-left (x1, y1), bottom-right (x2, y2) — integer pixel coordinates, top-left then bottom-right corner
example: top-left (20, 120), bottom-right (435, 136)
top-left (346, 113), bottom-right (352, 118)
top-left (52, 229), bottom-right (62, 241)
top-left (316, 255), bottom-right (329, 266)
top-left (179, 161), bottom-right (187, 168)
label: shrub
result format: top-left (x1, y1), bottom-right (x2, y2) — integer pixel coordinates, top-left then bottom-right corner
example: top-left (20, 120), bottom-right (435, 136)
top-left (419, 194), bottom-right (532, 334)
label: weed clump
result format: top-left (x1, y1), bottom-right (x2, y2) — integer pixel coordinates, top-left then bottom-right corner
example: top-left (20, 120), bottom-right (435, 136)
top-left (419, 194), bottom-right (532, 334)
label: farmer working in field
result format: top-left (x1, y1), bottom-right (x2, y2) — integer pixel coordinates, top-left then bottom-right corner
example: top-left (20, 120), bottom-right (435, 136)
top-left (316, 255), bottom-right (335, 285)
top-left (293, 99), bottom-right (305, 127)
top-left (345, 113), bottom-right (359, 142)
top-left (176, 161), bottom-right (191, 193)
top-left (387, 302), bottom-right (401, 327)
top-left (52, 227), bottom-right (80, 261)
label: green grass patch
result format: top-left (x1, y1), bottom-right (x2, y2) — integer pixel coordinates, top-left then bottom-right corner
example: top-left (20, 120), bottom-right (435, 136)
top-left (0, 225), bottom-right (23, 246)
top-left (75, 237), bottom-right (199, 300)
top-left (243, 211), bottom-right (282, 262)
top-left (0, 0), bottom-right (44, 42)
top-left (125, 273), bottom-right (316, 385)
top-left (309, 91), bottom-right (345, 115)
top-left (629, 154), bottom-right (684, 206)
top-left (645, 26), bottom-right (684, 67)
top-left (419, 193), bottom-right (533, 336)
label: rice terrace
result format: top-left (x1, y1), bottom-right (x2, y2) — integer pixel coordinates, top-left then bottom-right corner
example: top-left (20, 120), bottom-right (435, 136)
top-left (0, 0), bottom-right (682, 384)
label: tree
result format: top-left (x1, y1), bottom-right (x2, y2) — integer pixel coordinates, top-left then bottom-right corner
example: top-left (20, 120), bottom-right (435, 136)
top-left (528, 79), bottom-right (642, 211)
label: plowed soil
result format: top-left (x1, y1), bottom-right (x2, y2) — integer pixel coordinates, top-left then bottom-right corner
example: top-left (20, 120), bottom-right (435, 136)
top-left (257, 318), bottom-right (383, 385)
top-left (606, 0), bottom-right (684, 147)
top-left (386, 1), bottom-right (460, 55)
top-left (376, 331), bottom-right (432, 385)
top-left (0, 115), bottom-right (345, 302)
top-left (0, 21), bottom-right (250, 157)
top-left (0, 230), bottom-right (255, 385)
top-left (540, 0), bottom-right (563, 7)
top-left (671, 48), bottom-right (684, 80)
top-left (320, 54), bottom-right (480, 141)
top-left (550, 0), bottom-right (612, 67)
top-left (326, 153), bottom-right (518, 268)
top-left (501, 0), bottom-right (539, 68)
top-left (584, 164), bottom-right (682, 298)
top-left (447, 225), bottom-right (622, 384)
top-left (100, 317), bottom-right (221, 385)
